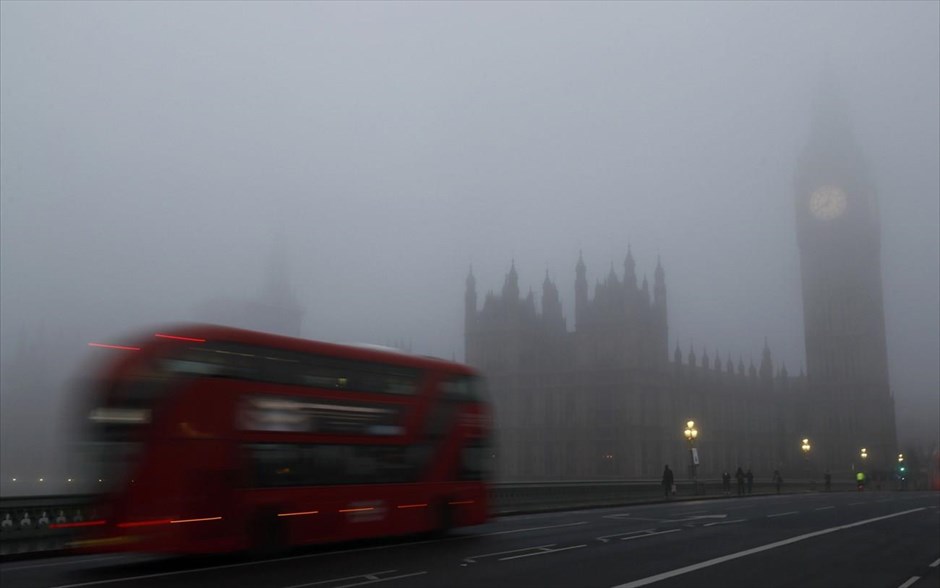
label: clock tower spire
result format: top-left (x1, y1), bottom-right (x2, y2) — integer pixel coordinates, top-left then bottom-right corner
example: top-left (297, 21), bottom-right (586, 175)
top-left (794, 76), bottom-right (896, 472)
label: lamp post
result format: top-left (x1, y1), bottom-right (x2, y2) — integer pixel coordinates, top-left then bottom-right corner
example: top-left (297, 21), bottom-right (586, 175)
top-left (684, 420), bottom-right (699, 494)
top-left (897, 453), bottom-right (906, 490)
top-left (801, 438), bottom-right (812, 479)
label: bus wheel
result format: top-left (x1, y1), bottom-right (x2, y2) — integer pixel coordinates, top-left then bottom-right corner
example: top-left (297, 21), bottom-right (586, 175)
top-left (250, 509), bottom-right (285, 558)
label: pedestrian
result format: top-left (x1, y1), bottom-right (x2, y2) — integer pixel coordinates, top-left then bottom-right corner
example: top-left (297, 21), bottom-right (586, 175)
top-left (722, 471), bottom-right (731, 495)
top-left (745, 468), bottom-right (754, 494)
top-left (824, 471), bottom-right (832, 492)
top-left (773, 469), bottom-right (783, 494)
top-left (735, 466), bottom-right (745, 496)
top-left (662, 464), bottom-right (674, 499)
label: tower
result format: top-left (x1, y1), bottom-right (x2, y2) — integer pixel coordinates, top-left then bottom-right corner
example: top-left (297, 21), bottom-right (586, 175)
top-left (465, 266), bottom-right (477, 335)
top-left (794, 78), bottom-right (897, 471)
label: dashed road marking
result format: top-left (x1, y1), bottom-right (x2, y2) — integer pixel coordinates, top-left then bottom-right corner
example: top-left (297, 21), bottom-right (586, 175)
top-left (703, 519), bottom-right (746, 527)
top-left (480, 521), bottom-right (588, 537)
top-left (610, 507), bottom-right (925, 588)
top-left (897, 576), bottom-right (919, 588)
top-left (597, 529), bottom-right (681, 543)
top-left (767, 511), bottom-right (798, 518)
top-left (499, 544), bottom-right (587, 561)
top-left (815, 506), bottom-right (834, 511)
top-left (929, 557), bottom-right (939, 568)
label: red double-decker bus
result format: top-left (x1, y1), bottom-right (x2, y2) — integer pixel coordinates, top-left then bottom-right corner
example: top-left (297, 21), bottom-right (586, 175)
top-left (72, 324), bottom-right (493, 554)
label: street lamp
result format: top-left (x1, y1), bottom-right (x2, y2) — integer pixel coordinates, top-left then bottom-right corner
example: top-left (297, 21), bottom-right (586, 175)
top-left (860, 447), bottom-right (868, 460)
top-left (801, 438), bottom-right (811, 455)
top-left (684, 420), bottom-right (699, 493)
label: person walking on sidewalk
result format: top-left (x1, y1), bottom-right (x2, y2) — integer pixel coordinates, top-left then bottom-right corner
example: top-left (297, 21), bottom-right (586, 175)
top-left (662, 465), bottom-right (674, 499)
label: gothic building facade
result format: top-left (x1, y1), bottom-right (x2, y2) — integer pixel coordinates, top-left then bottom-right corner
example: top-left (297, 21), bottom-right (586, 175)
top-left (465, 256), bottom-right (812, 481)
top-left (464, 88), bottom-right (897, 482)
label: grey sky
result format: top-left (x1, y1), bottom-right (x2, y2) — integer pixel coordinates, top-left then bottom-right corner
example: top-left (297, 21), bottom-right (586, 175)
top-left (1, 1), bottom-right (938, 487)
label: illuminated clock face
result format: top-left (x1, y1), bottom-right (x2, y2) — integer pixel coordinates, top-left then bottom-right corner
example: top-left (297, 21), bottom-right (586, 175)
top-left (809, 186), bottom-right (847, 220)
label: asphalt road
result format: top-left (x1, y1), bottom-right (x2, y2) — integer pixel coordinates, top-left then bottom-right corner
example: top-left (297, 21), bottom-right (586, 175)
top-left (2, 491), bottom-right (938, 588)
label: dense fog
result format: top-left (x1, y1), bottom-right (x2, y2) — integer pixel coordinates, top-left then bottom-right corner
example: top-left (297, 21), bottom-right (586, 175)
top-left (1, 2), bottom-right (937, 494)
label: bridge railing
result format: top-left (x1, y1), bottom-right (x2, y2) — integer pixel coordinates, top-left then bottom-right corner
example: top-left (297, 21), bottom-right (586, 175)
top-left (0, 479), bottom-right (861, 557)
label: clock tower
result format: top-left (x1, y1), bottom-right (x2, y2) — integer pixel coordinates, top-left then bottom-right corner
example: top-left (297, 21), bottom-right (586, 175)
top-left (794, 81), bottom-right (897, 473)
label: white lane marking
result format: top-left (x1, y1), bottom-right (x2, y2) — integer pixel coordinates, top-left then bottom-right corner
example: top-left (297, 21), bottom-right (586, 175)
top-left (897, 576), bottom-right (919, 588)
top-left (464, 545), bottom-right (554, 564)
top-left (598, 529), bottom-right (654, 543)
top-left (283, 570), bottom-right (397, 588)
top-left (605, 514), bottom-right (725, 523)
top-left (672, 515), bottom-right (727, 522)
top-left (48, 519), bottom-right (589, 587)
top-left (597, 529), bottom-right (681, 543)
top-left (610, 507), bottom-right (925, 588)
top-left (0, 554), bottom-right (130, 572)
top-left (620, 529), bottom-right (681, 541)
top-left (480, 521), bottom-right (588, 536)
top-left (330, 571), bottom-right (428, 588)
top-left (767, 511), bottom-right (798, 518)
top-left (815, 506), bottom-right (835, 511)
top-left (703, 519), bottom-right (746, 527)
top-left (499, 544), bottom-right (587, 561)
top-left (929, 557), bottom-right (940, 568)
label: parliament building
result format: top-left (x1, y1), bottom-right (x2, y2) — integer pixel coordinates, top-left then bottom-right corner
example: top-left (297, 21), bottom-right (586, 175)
top-left (464, 88), bottom-right (898, 482)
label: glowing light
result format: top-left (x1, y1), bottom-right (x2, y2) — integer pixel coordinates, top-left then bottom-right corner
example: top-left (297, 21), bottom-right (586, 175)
top-left (277, 510), bottom-right (319, 517)
top-left (170, 516), bottom-right (222, 524)
top-left (50, 519), bottom-right (106, 529)
top-left (38, 478), bottom-right (44, 482)
top-left (338, 507), bottom-right (374, 513)
top-left (11, 478), bottom-right (16, 482)
top-left (155, 333), bottom-right (206, 343)
top-left (67, 478), bottom-right (73, 483)
top-left (89, 407), bottom-right (151, 424)
top-left (396, 504), bottom-right (428, 509)
top-left (88, 343), bottom-right (141, 351)
top-left (117, 519), bottom-right (172, 528)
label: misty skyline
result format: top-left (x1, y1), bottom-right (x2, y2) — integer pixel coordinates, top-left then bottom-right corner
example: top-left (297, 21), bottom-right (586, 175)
top-left (1, 2), bottom-right (938, 486)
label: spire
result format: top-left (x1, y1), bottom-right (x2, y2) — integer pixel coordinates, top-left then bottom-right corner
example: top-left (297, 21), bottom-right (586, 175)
top-left (624, 245), bottom-right (637, 288)
top-left (653, 255), bottom-right (666, 307)
top-left (760, 337), bottom-right (773, 382)
top-left (541, 269), bottom-right (564, 330)
top-left (465, 264), bottom-right (478, 319)
top-left (502, 259), bottom-right (520, 301)
top-left (575, 251), bottom-right (588, 330)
